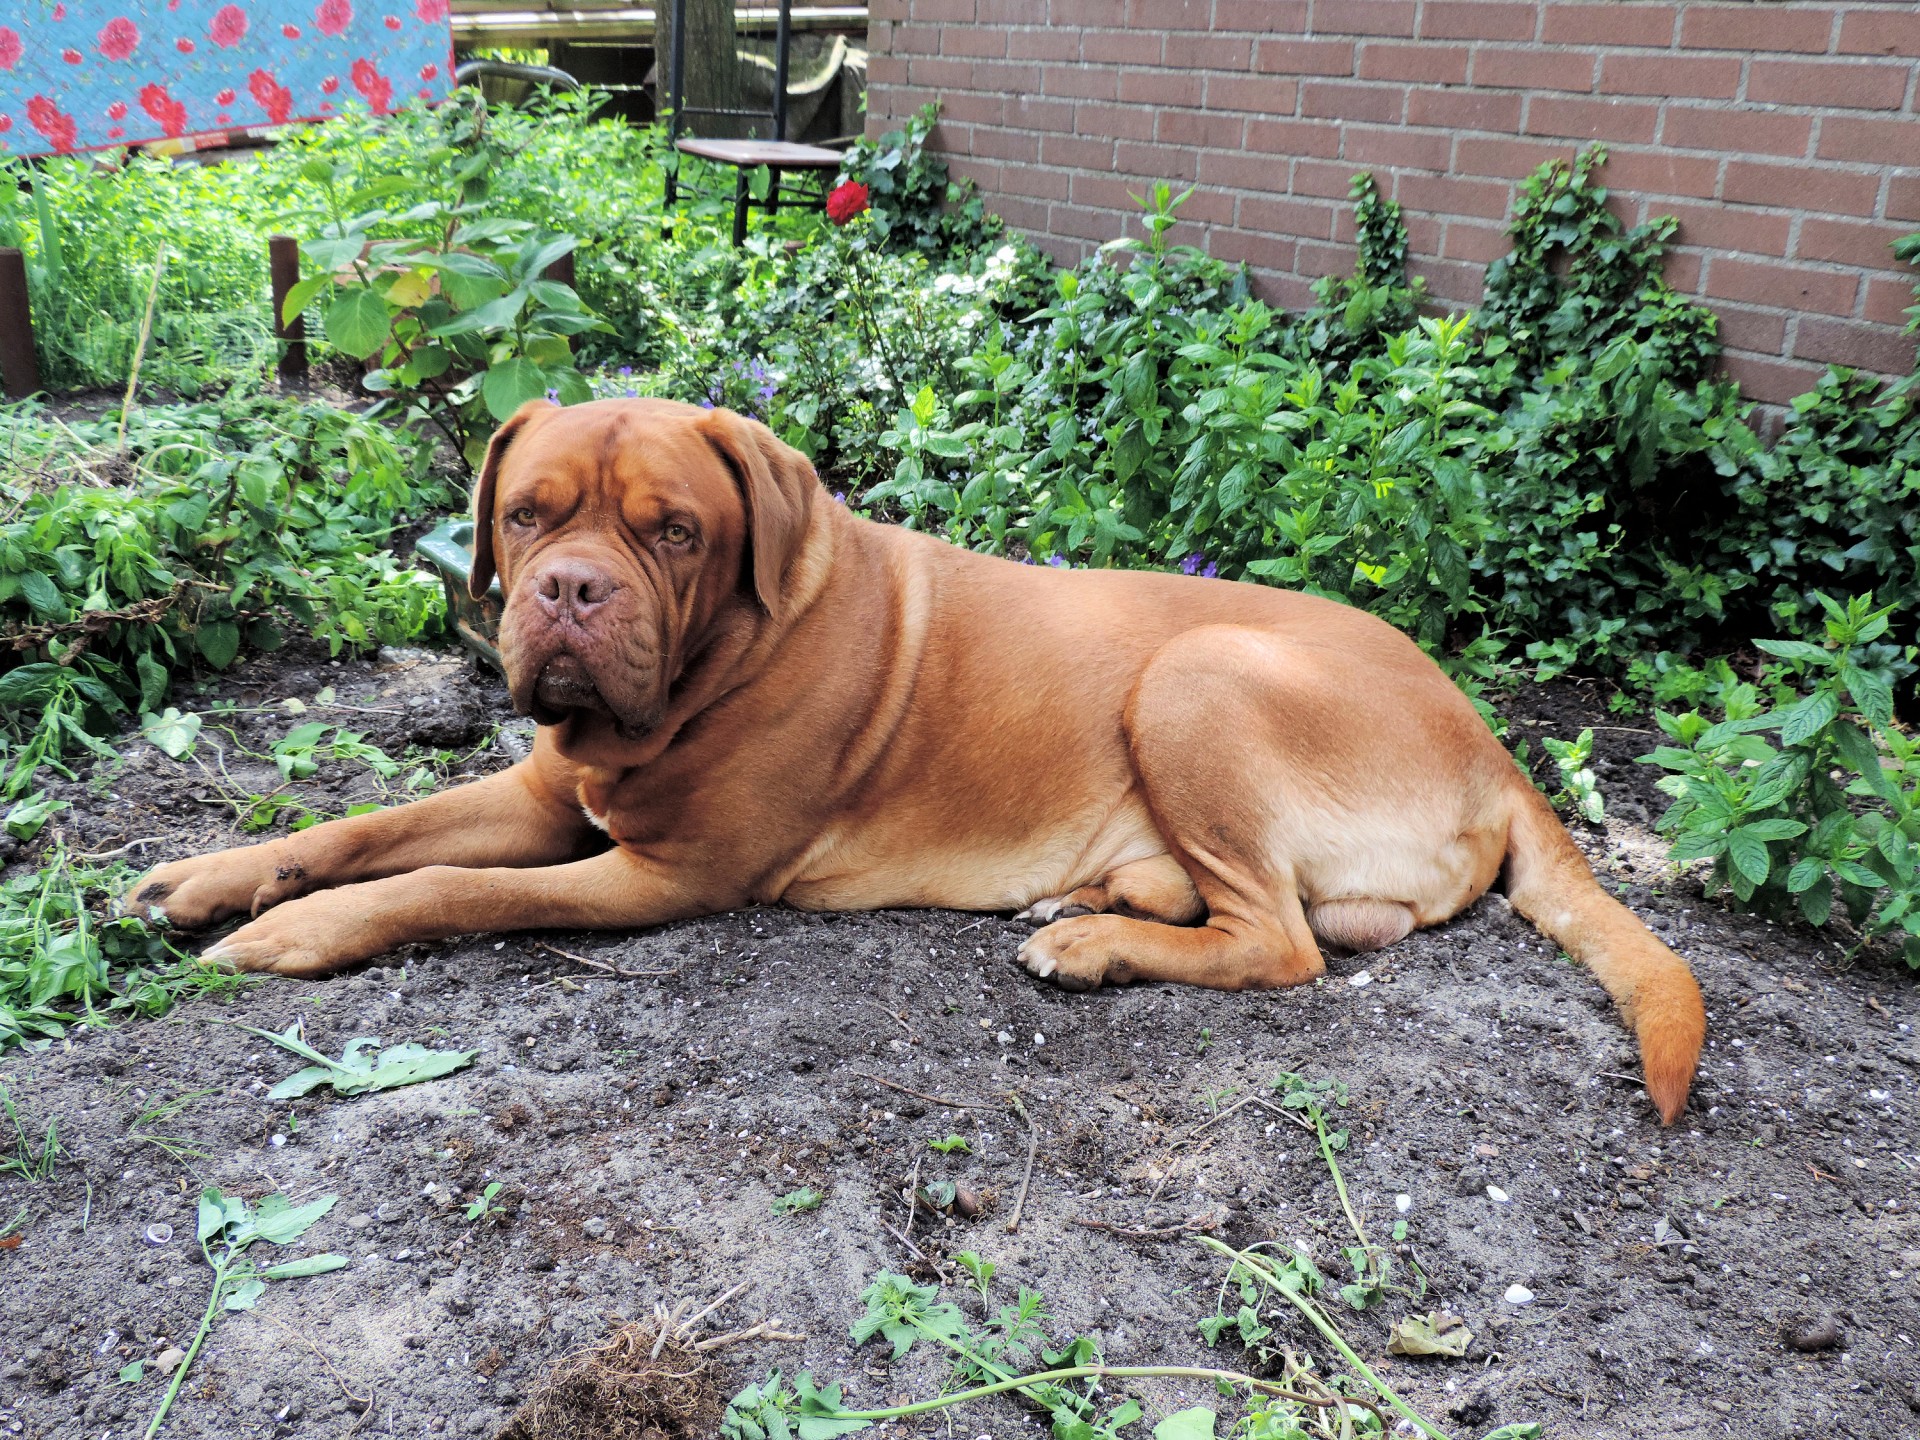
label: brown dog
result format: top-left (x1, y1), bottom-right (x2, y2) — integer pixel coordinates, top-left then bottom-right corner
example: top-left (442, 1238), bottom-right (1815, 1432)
top-left (129, 398), bottom-right (1706, 1122)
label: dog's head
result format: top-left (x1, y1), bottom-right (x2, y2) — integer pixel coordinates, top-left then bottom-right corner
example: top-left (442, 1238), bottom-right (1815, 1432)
top-left (470, 397), bottom-right (818, 737)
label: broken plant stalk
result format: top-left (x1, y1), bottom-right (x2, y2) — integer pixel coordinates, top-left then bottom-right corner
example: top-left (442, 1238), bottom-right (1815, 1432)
top-left (1197, 1237), bottom-right (1451, 1440)
top-left (142, 1242), bottom-right (238, 1438)
top-left (825, 1363), bottom-right (1297, 1424)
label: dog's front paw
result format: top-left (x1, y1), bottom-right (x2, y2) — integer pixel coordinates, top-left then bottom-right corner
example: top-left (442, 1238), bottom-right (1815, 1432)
top-left (200, 894), bottom-right (366, 978)
top-left (1017, 917), bottom-right (1129, 991)
top-left (126, 849), bottom-right (292, 930)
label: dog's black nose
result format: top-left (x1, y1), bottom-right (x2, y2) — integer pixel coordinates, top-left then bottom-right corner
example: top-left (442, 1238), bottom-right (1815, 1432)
top-left (532, 558), bottom-right (616, 622)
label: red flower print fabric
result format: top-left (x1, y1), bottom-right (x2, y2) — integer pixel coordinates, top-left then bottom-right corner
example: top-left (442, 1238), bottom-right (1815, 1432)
top-left (0, 0), bottom-right (453, 156)
top-left (208, 5), bottom-right (248, 48)
top-left (95, 16), bottom-right (139, 61)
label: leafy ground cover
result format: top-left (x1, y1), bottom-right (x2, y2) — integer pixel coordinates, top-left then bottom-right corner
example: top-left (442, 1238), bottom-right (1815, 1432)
top-left (1, 89), bottom-right (1918, 1440)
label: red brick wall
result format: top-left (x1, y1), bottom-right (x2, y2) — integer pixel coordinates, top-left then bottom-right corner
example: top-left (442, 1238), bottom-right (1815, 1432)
top-left (864, 1), bottom-right (1920, 402)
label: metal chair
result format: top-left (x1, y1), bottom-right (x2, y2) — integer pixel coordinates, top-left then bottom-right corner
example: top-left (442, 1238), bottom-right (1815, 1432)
top-left (662, 0), bottom-right (845, 244)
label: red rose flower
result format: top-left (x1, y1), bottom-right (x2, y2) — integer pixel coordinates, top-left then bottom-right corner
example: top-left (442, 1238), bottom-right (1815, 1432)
top-left (320, 74), bottom-right (340, 93)
top-left (107, 100), bottom-right (127, 118)
top-left (826, 181), bottom-right (870, 226)
top-left (415, 0), bottom-right (448, 19)
top-left (0, 115), bottom-right (12, 134)
top-left (282, 23), bottom-right (300, 37)
top-left (215, 87), bottom-right (236, 105)
top-left (52, 4), bottom-right (67, 19)
top-left (62, 48), bottom-right (83, 64)
top-left (175, 37), bottom-right (195, 52)
top-left (27, 95), bottom-right (78, 153)
top-left (248, 67), bottom-right (292, 124)
top-left (108, 126), bottom-right (124, 138)
top-left (419, 62), bottom-right (437, 79)
top-left (383, 15), bottom-right (401, 29)
top-left (315, 0), bottom-right (352, 36)
top-left (0, 29), bottom-right (20, 72)
top-left (209, 4), bottom-right (247, 47)
top-left (97, 17), bottom-right (139, 61)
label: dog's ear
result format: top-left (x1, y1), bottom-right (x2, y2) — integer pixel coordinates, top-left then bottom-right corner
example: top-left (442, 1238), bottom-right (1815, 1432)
top-left (468, 403), bottom-right (546, 601)
top-left (698, 407), bottom-right (818, 623)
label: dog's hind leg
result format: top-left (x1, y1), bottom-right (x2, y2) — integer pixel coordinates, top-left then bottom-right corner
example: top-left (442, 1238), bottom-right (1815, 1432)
top-left (1018, 626), bottom-right (1333, 992)
top-left (1015, 854), bottom-right (1204, 925)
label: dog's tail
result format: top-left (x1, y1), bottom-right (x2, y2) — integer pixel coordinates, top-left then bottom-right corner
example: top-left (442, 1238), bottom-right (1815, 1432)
top-left (1501, 781), bottom-right (1705, 1125)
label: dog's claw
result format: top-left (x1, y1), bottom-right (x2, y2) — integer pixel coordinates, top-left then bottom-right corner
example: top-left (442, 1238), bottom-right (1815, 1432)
top-left (198, 942), bottom-right (241, 974)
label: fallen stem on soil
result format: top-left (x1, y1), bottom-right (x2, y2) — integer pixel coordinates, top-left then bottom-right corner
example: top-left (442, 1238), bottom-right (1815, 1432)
top-left (1005, 1092), bottom-right (1038, 1234)
top-left (142, 1252), bottom-right (232, 1438)
top-left (851, 1070), bottom-right (998, 1110)
top-left (1070, 1209), bottom-right (1224, 1240)
top-left (530, 941), bottom-right (679, 979)
top-left (829, 1362), bottom-right (1298, 1423)
top-left (1311, 1106), bottom-right (1368, 1250)
top-left (1197, 1237), bottom-right (1452, 1440)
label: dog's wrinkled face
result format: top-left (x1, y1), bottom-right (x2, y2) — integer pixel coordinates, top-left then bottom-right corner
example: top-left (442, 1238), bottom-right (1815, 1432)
top-left (469, 397), bottom-right (812, 739)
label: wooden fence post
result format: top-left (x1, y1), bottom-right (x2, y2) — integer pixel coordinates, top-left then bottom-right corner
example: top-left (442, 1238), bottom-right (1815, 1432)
top-left (0, 248), bottom-right (41, 399)
top-left (542, 250), bottom-right (576, 290)
top-left (269, 234), bottom-right (307, 381)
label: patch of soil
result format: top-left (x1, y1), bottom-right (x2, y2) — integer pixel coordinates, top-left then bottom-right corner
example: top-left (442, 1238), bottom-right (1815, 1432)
top-left (3, 643), bottom-right (1918, 1440)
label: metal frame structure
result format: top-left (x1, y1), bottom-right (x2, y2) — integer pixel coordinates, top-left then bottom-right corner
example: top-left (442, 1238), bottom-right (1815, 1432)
top-left (661, 0), bottom-right (843, 243)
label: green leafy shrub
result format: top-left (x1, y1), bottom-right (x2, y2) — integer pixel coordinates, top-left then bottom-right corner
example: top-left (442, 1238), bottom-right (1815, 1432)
top-left (0, 154), bottom-right (277, 394)
top-left (287, 109), bottom-right (607, 470)
top-left (835, 101), bottom-right (993, 254)
top-left (0, 395), bottom-right (451, 795)
top-left (1642, 593), bottom-right (1917, 965)
top-left (1706, 366), bottom-right (1920, 675)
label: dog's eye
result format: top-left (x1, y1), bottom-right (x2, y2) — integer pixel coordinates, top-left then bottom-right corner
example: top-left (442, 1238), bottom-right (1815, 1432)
top-left (506, 507), bottom-right (536, 528)
top-left (661, 522), bottom-right (693, 547)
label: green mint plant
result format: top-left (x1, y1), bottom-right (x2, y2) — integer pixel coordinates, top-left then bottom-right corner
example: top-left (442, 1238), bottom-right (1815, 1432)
top-left (1642, 593), bottom-right (1917, 964)
top-left (1541, 729), bottom-right (1605, 825)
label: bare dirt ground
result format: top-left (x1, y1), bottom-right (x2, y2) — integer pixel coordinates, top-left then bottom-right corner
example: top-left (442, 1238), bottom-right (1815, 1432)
top-left (3, 639), bottom-right (1917, 1440)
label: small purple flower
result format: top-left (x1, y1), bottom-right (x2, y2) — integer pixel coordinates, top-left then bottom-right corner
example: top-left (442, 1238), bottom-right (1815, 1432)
top-left (698, 398), bottom-right (715, 410)
top-left (618, 365), bottom-right (633, 378)
top-left (1047, 554), bottom-right (1066, 568)
top-left (624, 387), bottom-right (638, 398)
top-left (1180, 553), bottom-right (1204, 575)
top-left (546, 388), bottom-right (560, 405)
top-left (833, 491), bottom-right (847, 503)
top-left (1202, 561), bottom-right (1218, 579)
